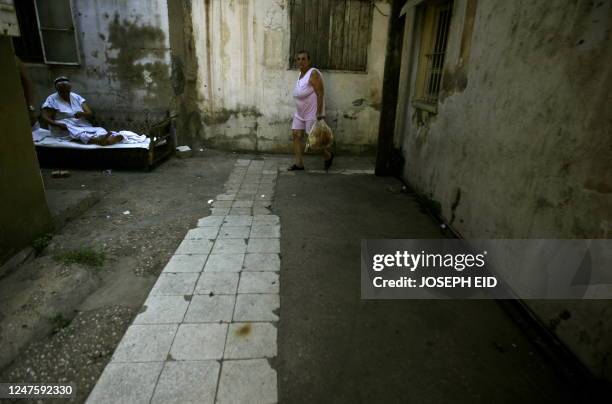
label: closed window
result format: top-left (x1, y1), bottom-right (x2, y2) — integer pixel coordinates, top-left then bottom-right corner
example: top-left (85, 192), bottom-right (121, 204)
top-left (12, 0), bottom-right (80, 65)
top-left (413, 0), bottom-right (453, 110)
top-left (289, 0), bottom-right (373, 71)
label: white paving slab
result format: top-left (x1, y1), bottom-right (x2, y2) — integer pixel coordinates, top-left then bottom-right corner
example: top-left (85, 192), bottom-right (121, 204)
top-left (210, 207), bottom-right (231, 216)
top-left (216, 193), bottom-right (236, 201)
top-left (204, 253), bottom-right (245, 272)
top-left (184, 294), bottom-right (235, 323)
top-left (224, 322), bottom-right (277, 359)
top-left (234, 294), bottom-right (279, 322)
top-left (185, 227), bottom-right (219, 240)
top-left (162, 254), bottom-right (208, 273)
top-left (151, 361), bottom-right (220, 404)
top-left (243, 253), bottom-right (281, 272)
top-left (112, 324), bottom-right (178, 362)
top-left (253, 215), bottom-right (279, 225)
top-left (169, 323), bottom-right (227, 360)
top-left (250, 224), bottom-right (281, 238)
top-left (87, 362), bottom-right (163, 404)
top-left (232, 200), bottom-right (254, 208)
top-left (195, 272), bottom-right (240, 295)
top-left (197, 216), bottom-right (225, 227)
top-left (247, 238), bottom-right (281, 253)
top-left (229, 207), bottom-right (253, 215)
top-left (216, 359), bottom-right (278, 404)
top-left (211, 239), bottom-right (247, 255)
top-left (212, 200), bottom-right (233, 208)
top-left (150, 273), bottom-right (199, 296)
top-left (238, 272), bottom-right (279, 294)
top-left (223, 215), bottom-right (253, 226)
top-left (133, 295), bottom-right (190, 324)
top-left (175, 239), bottom-right (214, 255)
top-left (218, 225), bottom-right (251, 239)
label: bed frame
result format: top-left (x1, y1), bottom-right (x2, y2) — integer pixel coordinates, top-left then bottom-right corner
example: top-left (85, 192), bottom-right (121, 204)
top-left (35, 114), bottom-right (177, 171)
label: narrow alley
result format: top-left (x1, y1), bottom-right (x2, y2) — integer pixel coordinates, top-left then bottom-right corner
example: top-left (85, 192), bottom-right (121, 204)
top-left (1, 0), bottom-right (611, 403)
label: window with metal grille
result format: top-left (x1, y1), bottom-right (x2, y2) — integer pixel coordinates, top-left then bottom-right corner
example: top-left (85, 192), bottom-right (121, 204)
top-left (12, 0), bottom-right (80, 65)
top-left (413, 0), bottom-right (452, 110)
top-left (289, 0), bottom-right (373, 71)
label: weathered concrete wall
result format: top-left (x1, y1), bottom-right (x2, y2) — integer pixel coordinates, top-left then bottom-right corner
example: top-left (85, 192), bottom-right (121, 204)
top-left (25, 0), bottom-right (173, 129)
top-left (189, 0), bottom-right (389, 153)
top-left (397, 0), bottom-right (612, 380)
top-left (0, 36), bottom-right (52, 265)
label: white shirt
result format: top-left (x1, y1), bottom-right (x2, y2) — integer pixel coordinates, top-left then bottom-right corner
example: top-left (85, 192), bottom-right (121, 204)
top-left (42, 92), bottom-right (87, 137)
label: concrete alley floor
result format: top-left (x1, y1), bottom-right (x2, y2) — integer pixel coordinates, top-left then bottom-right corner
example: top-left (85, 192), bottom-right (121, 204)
top-left (0, 152), bottom-right (589, 403)
top-left (0, 151), bottom-right (235, 402)
top-left (275, 156), bottom-right (581, 403)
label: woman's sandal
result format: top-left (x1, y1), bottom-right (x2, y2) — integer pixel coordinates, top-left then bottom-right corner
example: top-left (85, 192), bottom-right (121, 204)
top-left (324, 152), bottom-right (334, 171)
top-left (288, 164), bottom-right (305, 171)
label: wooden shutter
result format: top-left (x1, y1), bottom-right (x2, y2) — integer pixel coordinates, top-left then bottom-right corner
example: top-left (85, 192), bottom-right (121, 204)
top-left (290, 0), bottom-right (372, 71)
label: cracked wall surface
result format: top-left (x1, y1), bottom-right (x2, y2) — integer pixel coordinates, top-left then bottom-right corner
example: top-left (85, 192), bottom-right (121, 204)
top-left (24, 0), bottom-right (173, 129)
top-left (189, 0), bottom-right (390, 153)
top-left (396, 0), bottom-right (612, 381)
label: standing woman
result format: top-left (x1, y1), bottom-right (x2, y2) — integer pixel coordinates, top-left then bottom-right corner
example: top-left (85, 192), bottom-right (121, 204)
top-left (289, 50), bottom-right (334, 171)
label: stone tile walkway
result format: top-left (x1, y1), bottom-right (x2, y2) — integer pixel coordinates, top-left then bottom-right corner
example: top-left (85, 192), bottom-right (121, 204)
top-left (87, 158), bottom-right (280, 404)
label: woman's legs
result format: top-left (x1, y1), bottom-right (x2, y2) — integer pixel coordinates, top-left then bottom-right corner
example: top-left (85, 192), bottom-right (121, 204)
top-left (292, 129), bottom-right (305, 168)
top-left (89, 133), bottom-right (124, 146)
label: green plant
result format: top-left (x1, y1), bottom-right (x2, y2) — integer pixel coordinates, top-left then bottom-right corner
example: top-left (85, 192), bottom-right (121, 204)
top-left (51, 314), bottom-right (71, 331)
top-left (32, 233), bottom-right (53, 256)
top-left (54, 248), bottom-right (105, 268)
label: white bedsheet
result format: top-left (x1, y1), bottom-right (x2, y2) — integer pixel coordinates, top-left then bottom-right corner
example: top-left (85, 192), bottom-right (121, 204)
top-left (33, 128), bottom-right (151, 150)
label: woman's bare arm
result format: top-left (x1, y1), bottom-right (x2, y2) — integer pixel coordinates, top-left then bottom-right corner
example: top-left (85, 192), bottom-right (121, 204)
top-left (41, 108), bottom-right (67, 130)
top-left (75, 102), bottom-right (93, 119)
top-left (309, 71), bottom-right (325, 119)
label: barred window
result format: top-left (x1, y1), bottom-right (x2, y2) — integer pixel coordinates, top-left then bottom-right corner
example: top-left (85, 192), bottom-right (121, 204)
top-left (413, 0), bottom-right (453, 109)
top-left (289, 0), bottom-right (373, 71)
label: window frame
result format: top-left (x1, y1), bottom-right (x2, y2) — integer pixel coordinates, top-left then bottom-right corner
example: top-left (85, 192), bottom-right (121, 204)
top-left (33, 0), bottom-right (81, 66)
top-left (412, 0), bottom-right (453, 112)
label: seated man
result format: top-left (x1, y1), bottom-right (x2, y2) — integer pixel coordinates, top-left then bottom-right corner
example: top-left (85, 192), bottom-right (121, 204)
top-left (41, 76), bottom-right (123, 146)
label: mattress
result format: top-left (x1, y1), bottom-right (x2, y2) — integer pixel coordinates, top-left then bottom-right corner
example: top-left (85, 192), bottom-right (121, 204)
top-left (33, 128), bottom-right (151, 150)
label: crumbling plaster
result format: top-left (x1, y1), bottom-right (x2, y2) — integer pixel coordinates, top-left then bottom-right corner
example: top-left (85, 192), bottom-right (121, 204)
top-left (397, 0), bottom-right (612, 381)
top-left (25, 0), bottom-right (173, 128)
top-left (190, 0), bottom-right (390, 153)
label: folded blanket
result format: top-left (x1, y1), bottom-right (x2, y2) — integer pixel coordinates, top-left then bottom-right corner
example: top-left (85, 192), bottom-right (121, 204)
top-left (111, 130), bottom-right (148, 144)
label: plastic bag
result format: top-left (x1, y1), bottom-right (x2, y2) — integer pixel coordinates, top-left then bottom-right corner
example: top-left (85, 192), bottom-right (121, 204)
top-left (305, 119), bottom-right (334, 152)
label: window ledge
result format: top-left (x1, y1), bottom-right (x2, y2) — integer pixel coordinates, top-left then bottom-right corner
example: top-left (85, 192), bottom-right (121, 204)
top-left (287, 67), bottom-right (368, 75)
top-left (412, 100), bottom-right (438, 114)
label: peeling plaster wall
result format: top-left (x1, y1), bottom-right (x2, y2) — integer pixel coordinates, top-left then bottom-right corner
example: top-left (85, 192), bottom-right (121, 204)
top-left (25, 0), bottom-right (173, 129)
top-left (190, 0), bottom-right (390, 153)
top-left (397, 0), bottom-right (612, 380)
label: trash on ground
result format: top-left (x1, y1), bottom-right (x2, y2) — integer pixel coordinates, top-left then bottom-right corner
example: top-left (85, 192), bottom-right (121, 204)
top-left (51, 170), bottom-right (71, 178)
top-left (122, 210), bottom-right (130, 215)
top-left (103, 169), bottom-right (112, 175)
top-left (176, 145), bottom-right (193, 158)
